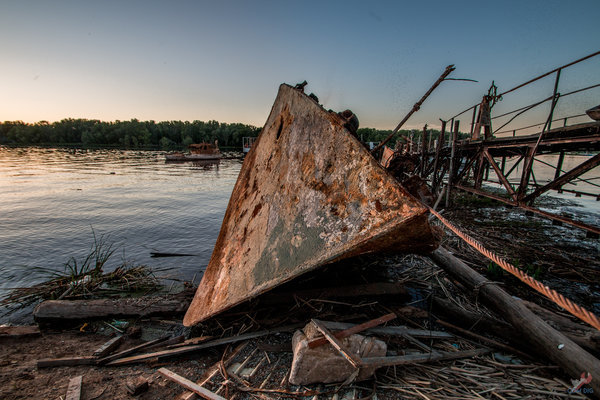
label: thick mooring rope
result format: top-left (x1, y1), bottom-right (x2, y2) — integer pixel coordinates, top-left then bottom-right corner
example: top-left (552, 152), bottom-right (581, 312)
top-left (428, 206), bottom-right (600, 331)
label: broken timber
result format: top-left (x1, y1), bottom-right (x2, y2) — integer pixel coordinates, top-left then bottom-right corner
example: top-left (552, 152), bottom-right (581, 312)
top-left (159, 368), bottom-right (226, 400)
top-left (33, 291), bottom-right (193, 323)
top-left (184, 83), bottom-right (438, 326)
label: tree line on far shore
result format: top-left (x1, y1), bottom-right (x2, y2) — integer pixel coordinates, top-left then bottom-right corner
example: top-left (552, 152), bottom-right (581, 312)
top-left (0, 119), bottom-right (450, 150)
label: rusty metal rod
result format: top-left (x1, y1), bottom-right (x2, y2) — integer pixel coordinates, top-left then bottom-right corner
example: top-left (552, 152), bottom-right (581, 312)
top-left (495, 113), bottom-right (588, 135)
top-left (499, 50), bottom-right (600, 98)
top-left (446, 51), bottom-right (600, 121)
top-left (493, 82), bottom-right (600, 134)
top-left (523, 153), bottom-right (600, 203)
top-left (533, 156), bottom-right (600, 189)
top-left (371, 65), bottom-right (455, 154)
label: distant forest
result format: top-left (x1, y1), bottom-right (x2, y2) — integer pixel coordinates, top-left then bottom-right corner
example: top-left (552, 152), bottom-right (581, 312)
top-left (0, 119), bottom-right (448, 150)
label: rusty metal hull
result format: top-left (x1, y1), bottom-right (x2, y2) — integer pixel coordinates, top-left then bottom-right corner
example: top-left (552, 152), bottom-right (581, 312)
top-left (183, 84), bottom-right (438, 326)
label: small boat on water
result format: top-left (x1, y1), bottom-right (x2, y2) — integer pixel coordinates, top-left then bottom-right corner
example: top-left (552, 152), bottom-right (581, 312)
top-left (165, 141), bottom-right (221, 161)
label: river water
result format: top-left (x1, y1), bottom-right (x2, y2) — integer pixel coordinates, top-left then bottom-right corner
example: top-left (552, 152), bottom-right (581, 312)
top-left (1, 147), bottom-right (598, 323)
top-left (0, 147), bottom-right (242, 322)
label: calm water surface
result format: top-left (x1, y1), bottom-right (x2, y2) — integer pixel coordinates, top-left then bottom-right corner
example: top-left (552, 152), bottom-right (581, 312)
top-left (0, 147), bottom-right (242, 317)
top-left (1, 147), bottom-right (599, 322)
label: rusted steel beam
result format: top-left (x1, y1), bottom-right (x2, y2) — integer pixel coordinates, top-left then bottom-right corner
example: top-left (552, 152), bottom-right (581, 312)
top-left (483, 150), bottom-right (517, 201)
top-left (458, 122), bottom-right (600, 152)
top-left (523, 153), bottom-right (600, 203)
top-left (183, 84), bottom-right (438, 326)
top-left (445, 120), bottom-right (459, 208)
top-left (505, 154), bottom-right (525, 178)
top-left (474, 149), bottom-right (486, 189)
top-left (498, 50), bottom-right (600, 98)
top-left (455, 184), bottom-right (600, 235)
top-left (372, 65), bottom-right (455, 154)
top-left (456, 152), bottom-right (478, 182)
top-left (431, 120), bottom-right (446, 193)
top-left (554, 151), bottom-right (565, 180)
top-left (420, 125), bottom-right (428, 176)
top-left (517, 146), bottom-right (536, 201)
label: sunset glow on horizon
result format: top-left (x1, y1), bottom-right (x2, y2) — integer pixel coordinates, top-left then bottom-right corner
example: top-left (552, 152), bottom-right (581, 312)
top-left (2, 1), bottom-right (599, 132)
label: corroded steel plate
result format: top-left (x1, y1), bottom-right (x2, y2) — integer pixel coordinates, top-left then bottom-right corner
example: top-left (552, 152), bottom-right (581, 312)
top-left (183, 84), bottom-right (437, 326)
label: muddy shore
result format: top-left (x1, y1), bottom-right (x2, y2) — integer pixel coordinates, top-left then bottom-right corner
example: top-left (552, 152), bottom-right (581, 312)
top-left (1, 193), bottom-right (598, 400)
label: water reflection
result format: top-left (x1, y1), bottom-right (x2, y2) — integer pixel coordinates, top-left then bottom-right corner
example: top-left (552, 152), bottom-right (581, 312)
top-left (0, 147), bottom-right (242, 320)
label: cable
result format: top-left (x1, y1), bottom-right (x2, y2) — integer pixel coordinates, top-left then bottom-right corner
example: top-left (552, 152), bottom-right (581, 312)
top-left (427, 206), bottom-right (600, 331)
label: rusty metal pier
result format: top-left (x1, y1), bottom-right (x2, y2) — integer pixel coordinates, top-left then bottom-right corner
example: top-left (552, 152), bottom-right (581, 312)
top-left (400, 51), bottom-right (600, 237)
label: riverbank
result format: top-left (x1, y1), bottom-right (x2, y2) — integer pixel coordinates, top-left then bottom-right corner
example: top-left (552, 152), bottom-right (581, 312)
top-left (1, 192), bottom-right (598, 399)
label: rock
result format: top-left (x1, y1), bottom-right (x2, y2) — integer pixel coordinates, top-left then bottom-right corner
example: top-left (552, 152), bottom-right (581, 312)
top-left (289, 321), bottom-right (386, 385)
top-left (125, 376), bottom-right (149, 396)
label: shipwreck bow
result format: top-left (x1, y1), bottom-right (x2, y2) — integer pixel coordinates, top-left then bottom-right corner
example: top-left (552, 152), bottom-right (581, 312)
top-left (184, 84), bottom-right (438, 326)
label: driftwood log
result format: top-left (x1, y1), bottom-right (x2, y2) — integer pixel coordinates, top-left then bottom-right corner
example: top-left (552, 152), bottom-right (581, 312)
top-left (430, 247), bottom-right (600, 398)
top-left (33, 292), bottom-right (193, 324)
top-left (433, 296), bottom-right (600, 356)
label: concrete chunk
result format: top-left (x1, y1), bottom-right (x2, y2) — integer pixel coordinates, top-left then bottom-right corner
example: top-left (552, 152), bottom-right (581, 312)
top-left (289, 322), bottom-right (386, 385)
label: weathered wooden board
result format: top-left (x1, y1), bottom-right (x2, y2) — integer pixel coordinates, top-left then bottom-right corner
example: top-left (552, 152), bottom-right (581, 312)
top-left (0, 325), bottom-right (41, 338)
top-left (158, 368), bottom-right (226, 400)
top-left (92, 335), bottom-right (124, 358)
top-left (34, 292), bottom-right (192, 323)
top-left (65, 375), bottom-right (83, 400)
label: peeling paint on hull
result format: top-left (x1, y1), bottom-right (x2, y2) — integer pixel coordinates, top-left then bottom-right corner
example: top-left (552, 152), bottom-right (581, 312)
top-left (183, 84), bottom-right (438, 326)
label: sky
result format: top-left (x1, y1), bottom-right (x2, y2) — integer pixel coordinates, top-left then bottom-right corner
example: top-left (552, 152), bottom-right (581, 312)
top-left (1, 0), bottom-right (599, 133)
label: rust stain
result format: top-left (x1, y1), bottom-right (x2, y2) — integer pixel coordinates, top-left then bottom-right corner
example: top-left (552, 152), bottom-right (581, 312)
top-left (183, 84), bottom-right (438, 326)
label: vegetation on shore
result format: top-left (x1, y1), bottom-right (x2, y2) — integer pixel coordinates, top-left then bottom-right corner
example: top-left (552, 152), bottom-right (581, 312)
top-left (0, 231), bottom-right (165, 314)
top-left (0, 119), bottom-right (451, 150)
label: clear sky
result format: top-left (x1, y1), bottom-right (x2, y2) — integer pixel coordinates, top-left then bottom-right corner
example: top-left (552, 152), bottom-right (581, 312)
top-left (1, 0), bottom-right (599, 132)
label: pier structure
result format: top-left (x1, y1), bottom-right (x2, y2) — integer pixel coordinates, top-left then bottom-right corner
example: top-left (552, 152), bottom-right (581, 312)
top-left (405, 51), bottom-right (600, 237)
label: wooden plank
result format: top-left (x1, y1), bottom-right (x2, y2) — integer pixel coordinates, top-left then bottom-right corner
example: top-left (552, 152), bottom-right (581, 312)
top-left (308, 313), bottom-right (396, 348)
top-left (37, 356), bottom-right (97, 368)
top-left (65, 375), bottom-right (82, 400)
top-left (107, 324), bottom-right (301, 366)
top-left (311, 319), bottom-right (362, 368)
top-left (429, 247), bottom-right (600, 396)
top-left (178, 342), bottom-right (248, 400)
top-left (92, 335), bottom-right (123, 358)
top-left (318, 321), bottom-right (453, 339)
top-left (33, 290), bottom-right (193, 323)
top-left (144, 335), bottom-right (185, 351)
top-left (361, 348), bottom-right (488, 368)
top-left (0, 325), bottom-right (41, 339)
top-left (98, 335), bottom-right (171, 364)
top-left (169, 336), bottom-right (213, 349)
top-left (158, 368), bottom-right (226, 400)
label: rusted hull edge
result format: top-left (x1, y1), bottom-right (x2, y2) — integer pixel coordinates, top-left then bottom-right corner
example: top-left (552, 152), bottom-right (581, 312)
top-left (184, 84), bottom-right (438, 326)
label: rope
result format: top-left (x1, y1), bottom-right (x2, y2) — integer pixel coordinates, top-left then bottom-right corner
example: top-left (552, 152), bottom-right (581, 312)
top-left (427, 206), bottom-right (600, 331)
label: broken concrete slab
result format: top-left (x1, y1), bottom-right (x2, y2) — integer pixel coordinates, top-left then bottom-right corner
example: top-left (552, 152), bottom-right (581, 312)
top-left (289, 321), bottom-right (386, 385)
